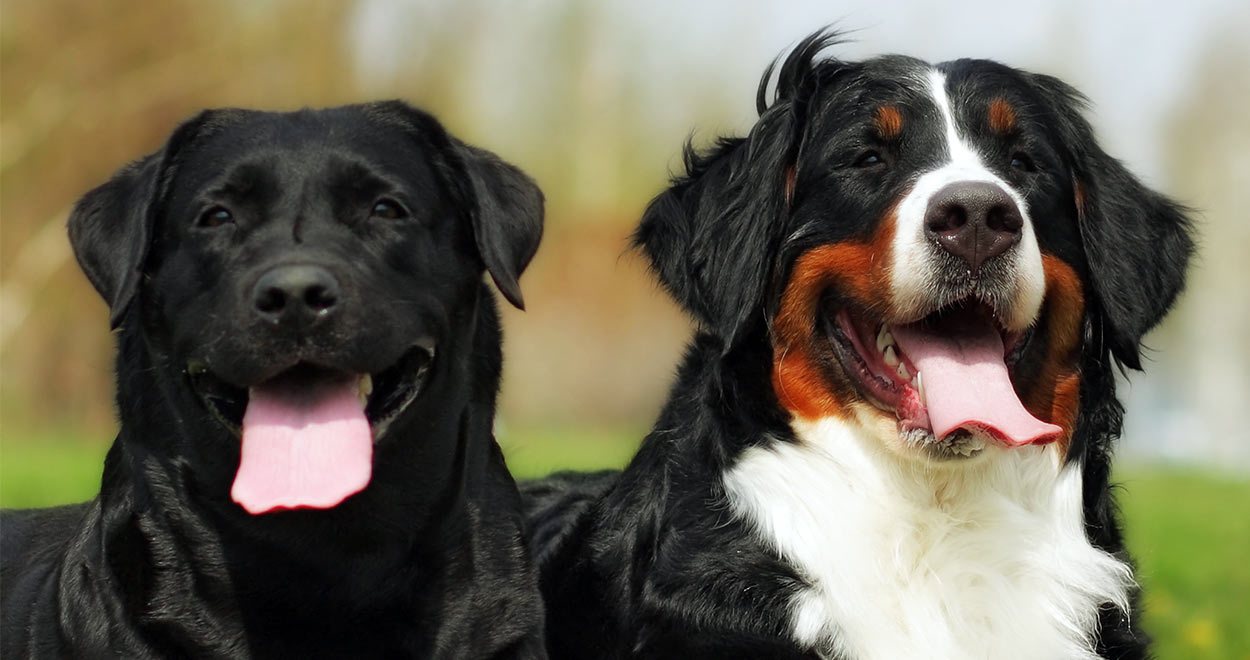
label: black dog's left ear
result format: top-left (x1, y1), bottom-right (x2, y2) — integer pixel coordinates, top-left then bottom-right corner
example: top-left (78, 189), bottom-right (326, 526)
top-left (364, 100), bottom-right (544, 309)
top-left (1032, 74), bottom-right (1195, 370)
top-left (450, 139), bottom-right (544, 310)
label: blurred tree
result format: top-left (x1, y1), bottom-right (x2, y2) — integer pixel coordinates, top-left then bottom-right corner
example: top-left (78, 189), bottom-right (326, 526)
top-left (1154, 21), bottom-right (1250, 464)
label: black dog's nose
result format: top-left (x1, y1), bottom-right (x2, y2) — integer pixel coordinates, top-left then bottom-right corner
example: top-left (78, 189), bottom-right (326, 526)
top-left (924, 181), bottom-right (1023, 272)
top-left (252, 265), bottom-right (341, 329)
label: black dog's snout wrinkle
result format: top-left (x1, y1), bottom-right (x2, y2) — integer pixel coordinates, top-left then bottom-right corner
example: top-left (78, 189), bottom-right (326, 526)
top-left (925, 181), bottom-right (1023, 272)
top-left (251, 264), bottom-right (341, 329)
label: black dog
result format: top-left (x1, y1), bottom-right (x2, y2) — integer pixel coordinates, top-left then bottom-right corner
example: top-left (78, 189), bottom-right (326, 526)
top-left (525, 32), bottom-right (1193, 659)
top-left (1, 102), bottom-right (547, 658)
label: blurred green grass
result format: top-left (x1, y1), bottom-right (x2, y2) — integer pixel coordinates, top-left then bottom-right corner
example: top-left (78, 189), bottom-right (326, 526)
top-left (2, 430), bottom-right (1247, 659)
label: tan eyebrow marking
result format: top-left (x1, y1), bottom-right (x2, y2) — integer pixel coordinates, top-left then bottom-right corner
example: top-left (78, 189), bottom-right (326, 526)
top-left (873, 105), bottom-right (904, 140)
top-left (989, 97), bottom-right (1017, 135)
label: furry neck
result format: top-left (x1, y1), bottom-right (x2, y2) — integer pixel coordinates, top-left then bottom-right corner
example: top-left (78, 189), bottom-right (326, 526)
top-left (723, 416), bottom-right (1133, 660)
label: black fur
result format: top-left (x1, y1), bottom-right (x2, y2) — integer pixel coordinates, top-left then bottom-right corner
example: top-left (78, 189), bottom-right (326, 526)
top-left (525, 31), bottom-right (1192, 659)
top-left (1, 101), bottom-right (547, 659)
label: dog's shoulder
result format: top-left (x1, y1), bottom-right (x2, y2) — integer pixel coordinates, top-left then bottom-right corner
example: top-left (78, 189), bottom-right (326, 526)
top-left (1, 503), bottom-right (92, 569)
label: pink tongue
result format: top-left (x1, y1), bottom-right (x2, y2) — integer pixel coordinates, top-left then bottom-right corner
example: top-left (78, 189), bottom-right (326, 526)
top-left (891, 318), bottom-right (1061, 447)
top-left (231, 377), bottom-right (373, 514)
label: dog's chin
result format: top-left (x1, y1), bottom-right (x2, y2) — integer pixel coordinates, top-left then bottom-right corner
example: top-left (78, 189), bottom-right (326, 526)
top-left (186, 344), bottom-right (435, 442)
top-left (848, 403), bottom-right (1005, 465)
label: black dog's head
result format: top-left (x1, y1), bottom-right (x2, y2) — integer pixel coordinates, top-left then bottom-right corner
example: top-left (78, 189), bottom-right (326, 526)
top-left (636, 31), bottom-right (1192, 463)
top-left (69, 101), bottom-right (542, 513)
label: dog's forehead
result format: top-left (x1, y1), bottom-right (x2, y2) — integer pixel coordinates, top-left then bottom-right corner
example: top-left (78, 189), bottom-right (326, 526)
top-left (171, 108), bottom-right (441, 194)
top-left (805, 56), bottom-right (1043, 135)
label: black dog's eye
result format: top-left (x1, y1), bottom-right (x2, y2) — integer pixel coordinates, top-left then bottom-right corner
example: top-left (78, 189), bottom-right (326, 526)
top-left (854, 151), bottom-right (884, 168)
top-left (198, 206), bottom-right (234, 228)
top-left (371, 199), bottom-right (408, 220)
top-left (1010, 152), bottom-right (1035, 172)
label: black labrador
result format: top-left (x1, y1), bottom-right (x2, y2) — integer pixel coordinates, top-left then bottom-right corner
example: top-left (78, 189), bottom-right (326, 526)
top-left (1, 102), bottom-right (547, 659)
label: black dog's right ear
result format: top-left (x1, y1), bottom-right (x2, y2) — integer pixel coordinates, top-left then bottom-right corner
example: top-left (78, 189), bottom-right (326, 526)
top-left (68, 111), bottom-right (218, 328)
top-left (68, 153), bottom-right (163, 329)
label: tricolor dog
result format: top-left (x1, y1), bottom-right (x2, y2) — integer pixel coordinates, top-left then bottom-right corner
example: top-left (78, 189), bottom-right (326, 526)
top-left (525, 32), bottom-right (1193, 660)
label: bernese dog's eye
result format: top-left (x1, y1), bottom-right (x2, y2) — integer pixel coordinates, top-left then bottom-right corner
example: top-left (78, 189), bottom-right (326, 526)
top-left (197, 206), bottom-right (234, 229)
top-left (371, 199), bottom-right (408, 220)
top-left (1010, 152), bottom-right (1035, 172)
top-left (854, 151), bottom-right (884, 168)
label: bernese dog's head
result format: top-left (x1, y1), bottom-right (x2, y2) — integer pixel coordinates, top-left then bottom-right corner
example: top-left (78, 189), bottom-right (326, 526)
top-left (635, 31), bottom-right (1193, 464)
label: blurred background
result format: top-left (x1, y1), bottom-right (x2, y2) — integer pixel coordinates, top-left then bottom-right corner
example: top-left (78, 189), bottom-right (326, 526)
top-left (2, 0), bottom-right (1247, 656)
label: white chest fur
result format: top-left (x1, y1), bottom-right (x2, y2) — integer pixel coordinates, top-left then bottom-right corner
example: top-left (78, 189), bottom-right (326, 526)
top-left (723, 418), bottom-right (1133, 660)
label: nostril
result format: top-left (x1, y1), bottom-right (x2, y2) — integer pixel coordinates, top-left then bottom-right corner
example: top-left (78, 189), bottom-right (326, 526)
top-left (925, 202), bottom-right (968, 234)
top-left (255, 287), bottom-right (286, 315)
top-left (986, 204), bottom-right (1023, 234)
top-left (304, 284), bottom-right (337, 313)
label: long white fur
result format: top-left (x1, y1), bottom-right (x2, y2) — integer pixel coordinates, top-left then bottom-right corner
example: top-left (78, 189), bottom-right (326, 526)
top-left (723, 418), bottom-right (1133, 660)
top-left (890, 69), bottom-right (1046, 331)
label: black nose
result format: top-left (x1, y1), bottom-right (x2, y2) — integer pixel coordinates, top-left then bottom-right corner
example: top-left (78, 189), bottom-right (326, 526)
top-left (924, 181), bottom-right (1023, 272)
top-left (251, 265), bottom-right (341, 329)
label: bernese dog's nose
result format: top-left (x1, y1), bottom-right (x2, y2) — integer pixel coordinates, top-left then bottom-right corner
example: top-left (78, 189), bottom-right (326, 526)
top-left (924, 181), bottom-right (1023, 272)
top-left (252, 264), bottom-right (341, 329)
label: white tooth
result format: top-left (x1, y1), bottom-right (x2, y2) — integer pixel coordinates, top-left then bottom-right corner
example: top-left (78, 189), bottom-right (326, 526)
top-left (897, 362), bottom-right (910, 380)
top-left (915, 372), bottom-right (925, 404)
top-left (883, 345), bottom-right (900, 366)
top-left (360, 374), bottom-right (373, 396)
top-left (877, 326), bottom-right (894, 352)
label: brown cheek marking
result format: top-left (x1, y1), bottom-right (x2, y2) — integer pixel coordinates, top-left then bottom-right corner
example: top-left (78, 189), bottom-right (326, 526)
top-left (988, 98), bottom-right (1017, 135)
top-left (771, 220), bottom-right (895, 420)
top-left (874, 105), bottom-right (903, 140)
top-left (1021, 255), bottom-right (1084, 457)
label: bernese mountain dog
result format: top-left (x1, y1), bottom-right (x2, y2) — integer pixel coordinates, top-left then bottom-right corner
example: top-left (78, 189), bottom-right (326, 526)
top-left (524, 31), bottom-right (1194, 660)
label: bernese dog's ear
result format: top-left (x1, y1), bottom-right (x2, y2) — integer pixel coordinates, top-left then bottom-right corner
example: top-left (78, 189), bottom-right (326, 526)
top-left (68, 110), bottom-right (226, 329)
top-left (634, 110), bottom-right (798, 351)
top-left (1031, 74), bottom-right (1195, 370)
top-left (633, 31), bottom-right (841, 352)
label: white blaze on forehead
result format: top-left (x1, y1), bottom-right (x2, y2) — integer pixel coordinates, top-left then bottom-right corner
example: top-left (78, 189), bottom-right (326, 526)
top-left (890, 69), bottom-right (1046, 331)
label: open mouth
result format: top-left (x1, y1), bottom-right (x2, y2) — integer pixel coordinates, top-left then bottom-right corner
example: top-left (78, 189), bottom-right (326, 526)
top-left (188, 344), bottom-right (434, 440)
top-left (825, 299), bottom-right (1060, 459)
top-left (186, 344), bottom-right (434, 514)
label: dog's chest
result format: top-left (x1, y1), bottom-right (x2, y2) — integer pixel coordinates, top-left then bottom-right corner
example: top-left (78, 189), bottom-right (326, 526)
top-left (722, 419), bottom-right (1132, 660)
